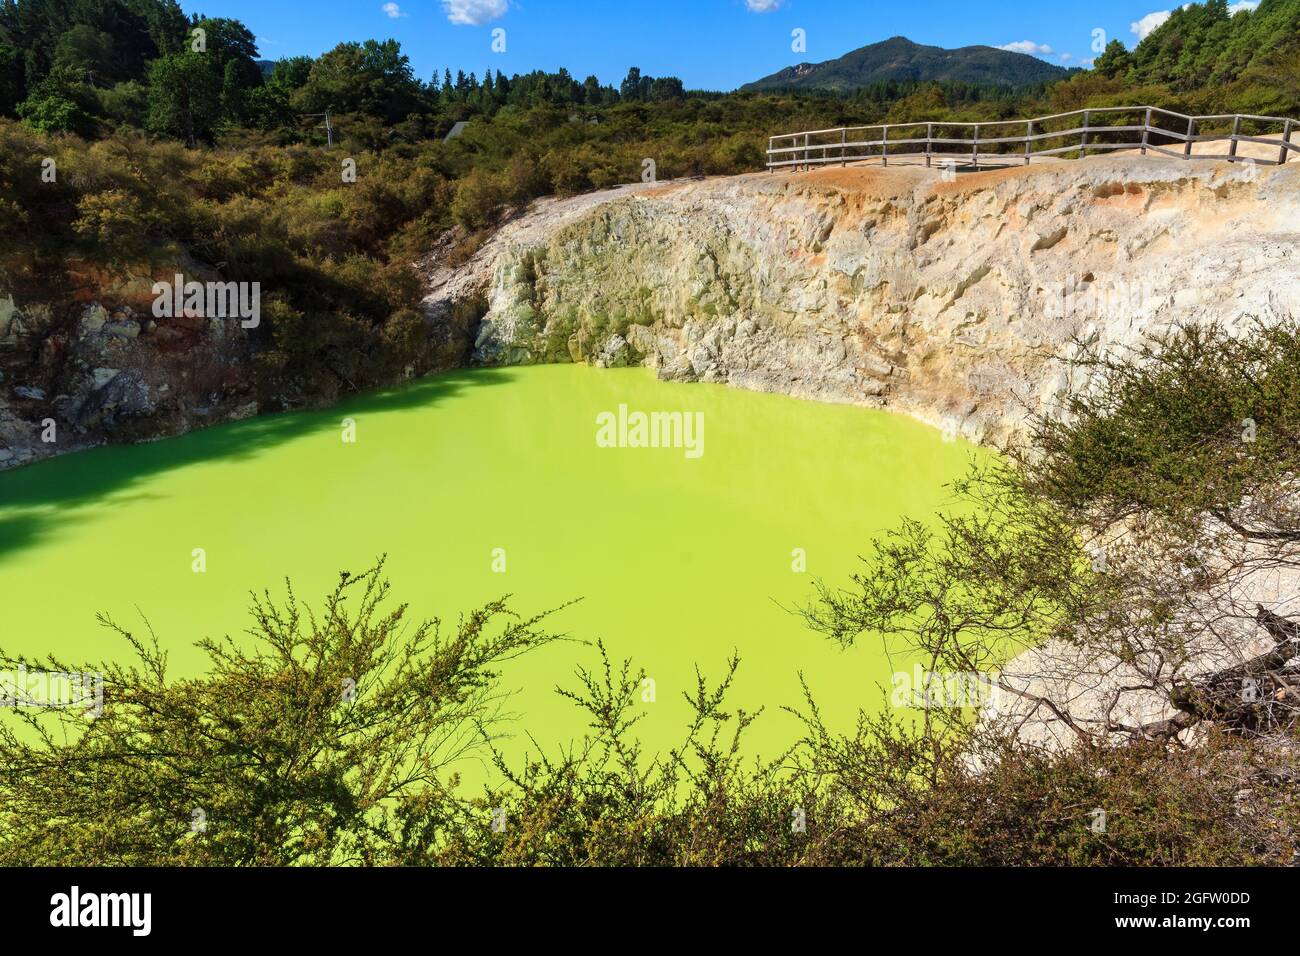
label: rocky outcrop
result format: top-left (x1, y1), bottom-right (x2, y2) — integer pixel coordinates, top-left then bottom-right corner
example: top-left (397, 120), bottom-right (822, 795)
top-left (0, 295), bottom-right (254, 469)
top-left (422, 156), bottom-right (1300, 444)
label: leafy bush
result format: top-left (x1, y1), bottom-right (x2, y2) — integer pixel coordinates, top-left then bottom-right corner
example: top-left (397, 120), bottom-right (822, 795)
top-left (16, 92), bottom-right (91, 135)
top-left (450, 167), bottom-right (508, 229)
top-left (71, 189), bottom-right (154, 255)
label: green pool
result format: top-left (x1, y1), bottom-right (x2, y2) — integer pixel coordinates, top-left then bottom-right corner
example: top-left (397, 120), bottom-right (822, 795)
top-left (0, 364), bottom-right (976, 786)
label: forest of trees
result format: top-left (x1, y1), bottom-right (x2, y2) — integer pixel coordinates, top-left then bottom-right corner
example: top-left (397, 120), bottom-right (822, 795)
top-left (3, 0), bottom-right (1298, 165)
top-left (0, 0), bottom-right (693, 144)
top-left (3, 0), bottom-right (1299, 150)
top-left (1090, 0), bottom-right (1300, 115)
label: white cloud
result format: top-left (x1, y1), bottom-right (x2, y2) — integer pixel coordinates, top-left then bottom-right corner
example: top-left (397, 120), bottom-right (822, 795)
top-left (1132, 2), bottom-right (1251, 41)
top-left (745, 0), bottom-right (785, 10)
top-left (442, 0), bottom-right (509, 26)
top-left (382, 2), bottom-right (407, 17)
top-left (998, 40), bottom-right (1054, 57)
top-left (1131, 10), bottom-right (1172, 40)
top-left (1129, 0), bottom-right (1256, 44)
top-left (1059, 52), bottom-right (1074, 62)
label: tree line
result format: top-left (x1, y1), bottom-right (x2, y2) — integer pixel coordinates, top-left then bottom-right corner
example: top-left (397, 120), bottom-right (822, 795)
top-left (5, 0), bottom-right (1296, 155)
top-left (1091, 0), bottom-right (1300, 116)
top-left (0, 0), bottom-right (691, 144)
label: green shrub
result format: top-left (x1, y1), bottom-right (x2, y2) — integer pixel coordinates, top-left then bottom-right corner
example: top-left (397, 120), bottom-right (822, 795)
top-left (450, 167), bottom-right (508, 229)
top-left (71, 189), bottom-right (154, 256)
top-left (16, 93), bottom-right (92, 135)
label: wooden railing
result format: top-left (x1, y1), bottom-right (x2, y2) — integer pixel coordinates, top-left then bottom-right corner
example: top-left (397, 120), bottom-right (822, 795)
top-left (767, 106), bottom-right (1298, 171)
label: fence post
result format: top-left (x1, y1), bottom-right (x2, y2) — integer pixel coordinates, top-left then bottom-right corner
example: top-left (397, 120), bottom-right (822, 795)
top-left (971, 124), bottom-right (978, 170)
top-left (1281, 119), bottom-right (1293, 166)
top-left (1025, 120), bottom-right (1033, 165)
top-left (803, 132), bottom-right (809, 171)
top-left (1141, 107), bottom-right (1151, 156)
top-left (882, 125), bottom-right (889, 167)
top-left (768, 136), bottom-right (774, 172)
top-left (926, 123), bottom-right (933, 168)
top-left (1229, 115), bottom-right (1241, 161)
top-left (1080, 110), bottom-right (1090, 156)
top-left (842, 127), bottom-right (847, 167)
top-left (1184, 117), bottom-right (1195, 159)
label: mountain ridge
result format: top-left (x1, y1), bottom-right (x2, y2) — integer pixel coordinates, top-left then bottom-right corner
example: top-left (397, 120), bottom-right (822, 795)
top-left (742, 36), bottom-right (1072, 93)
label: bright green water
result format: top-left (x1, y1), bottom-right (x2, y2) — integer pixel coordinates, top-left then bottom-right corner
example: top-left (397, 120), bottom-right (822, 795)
top-left (0, 365), bottom-right (974, 786)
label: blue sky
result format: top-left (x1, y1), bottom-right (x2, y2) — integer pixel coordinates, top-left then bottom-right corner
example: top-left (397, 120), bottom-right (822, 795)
top-left (183, 0), bottom-right (1259, 91)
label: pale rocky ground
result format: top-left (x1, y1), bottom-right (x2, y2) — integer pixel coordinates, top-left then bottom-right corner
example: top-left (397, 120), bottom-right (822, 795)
top-left (980, 534), bottom-right (1300, 751)
top-left (422, 153), bottom-right (1300, 746)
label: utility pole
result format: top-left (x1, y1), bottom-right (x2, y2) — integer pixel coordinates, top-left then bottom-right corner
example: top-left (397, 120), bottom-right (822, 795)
top-left (300, 110), bottom-right (334, 147)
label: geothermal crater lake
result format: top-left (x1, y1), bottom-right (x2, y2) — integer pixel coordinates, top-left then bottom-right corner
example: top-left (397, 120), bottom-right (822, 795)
top-left (0, 365), bottom-right (974, 783)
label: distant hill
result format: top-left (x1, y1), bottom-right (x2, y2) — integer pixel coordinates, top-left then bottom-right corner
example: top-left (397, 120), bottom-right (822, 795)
top-left (741, 36), bottom-right (1071, 93)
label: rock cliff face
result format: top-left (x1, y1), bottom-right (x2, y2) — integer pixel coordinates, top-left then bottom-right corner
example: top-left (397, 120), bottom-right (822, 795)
top-left (0, 293), bottom-right (254, 469)
top-left (423, 156), bottom-right (1300, 444)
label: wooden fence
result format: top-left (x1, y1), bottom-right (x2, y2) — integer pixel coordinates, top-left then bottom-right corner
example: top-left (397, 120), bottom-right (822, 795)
top-left (767, 106), bottom-right (1298, 171)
